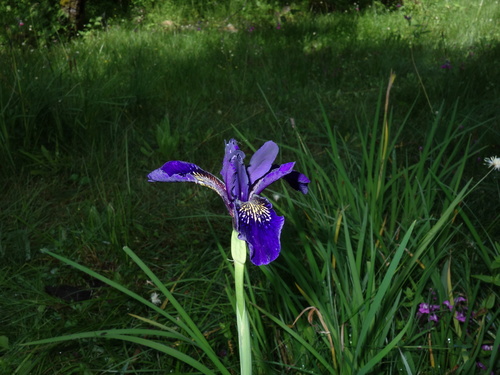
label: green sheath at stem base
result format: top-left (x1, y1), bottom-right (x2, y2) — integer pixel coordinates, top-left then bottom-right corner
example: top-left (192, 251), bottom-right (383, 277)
top-left (231, 230), bottom-right (252, 375)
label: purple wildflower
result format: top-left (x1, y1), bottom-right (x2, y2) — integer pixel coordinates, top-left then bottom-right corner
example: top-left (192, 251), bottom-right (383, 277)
top-left (443, 296), bottom-right (467, 311)
top-left (419, 303), bottom-right (440, 314)
top-left (417, 303), bottom-right (441, 322)
top-left (429, 313), bottom-right (439, 322)
top-left (476, 361), bottom-right (494, 375)
top-left (441, 60), bottom-right (452, 69)
top-left (455, 311), bottom-right (466, 323)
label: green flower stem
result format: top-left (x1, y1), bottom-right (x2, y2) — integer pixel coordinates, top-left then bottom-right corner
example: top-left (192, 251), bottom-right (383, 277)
top-left (231, 230), bottom-right (252, 375)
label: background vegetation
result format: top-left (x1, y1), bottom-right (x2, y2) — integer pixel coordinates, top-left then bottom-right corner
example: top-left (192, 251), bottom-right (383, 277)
top-left (0, 0), bottom-right (499, 373)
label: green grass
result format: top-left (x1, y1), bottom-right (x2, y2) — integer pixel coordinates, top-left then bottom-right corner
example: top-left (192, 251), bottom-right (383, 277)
top-left (1, 0), bottom-right (499, 373)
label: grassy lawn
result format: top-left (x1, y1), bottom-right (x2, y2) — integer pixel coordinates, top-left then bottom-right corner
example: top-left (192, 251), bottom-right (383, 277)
top-left (1, 0), bottom-right (499, 373)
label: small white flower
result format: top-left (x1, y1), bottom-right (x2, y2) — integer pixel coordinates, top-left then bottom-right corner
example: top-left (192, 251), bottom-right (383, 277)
top-left (150, 292), bottom-right (162, 306)
top-left (484, 156), bottom-right (500, 171)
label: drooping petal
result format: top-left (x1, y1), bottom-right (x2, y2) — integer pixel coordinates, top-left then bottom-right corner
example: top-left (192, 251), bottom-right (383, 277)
top-left (247, 141), bottom-right (279, 184)
top-left (282, 169), bottom-right (310, 194)
top-left (235, 196), bottom-right (284, 266)
top-left (148, 161), bottom-right (231, 209)
top-left (251, 162), bottom-right (296, 196)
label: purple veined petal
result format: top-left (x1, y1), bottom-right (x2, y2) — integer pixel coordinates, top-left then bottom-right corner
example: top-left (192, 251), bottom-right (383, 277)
top-left (251, 162), bottom-right (296, 196)
top-left (235, 151), bottom-right (250, 201)
top-left (148, 161), bottom-right (201, 182)
top-left (221, 140), bottom-right (249, 202)
top-left (225, 149), bottom-right (250, 202)
top-left (222, 150), bottom-right (244, 199)
top-left (235, 195), bottom-right (284, 266)
top-left (247, 141), bottom-right (279, 185)
top-left (225, 139), bottom-right (240, 154)
top-left (148, 160), bottom-right (231, 210)
top-left (221, 139), bottom-right (241, 190)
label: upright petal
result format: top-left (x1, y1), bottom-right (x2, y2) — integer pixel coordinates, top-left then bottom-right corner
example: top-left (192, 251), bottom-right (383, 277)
top-left (235, 196), bottom-right (285, 266)
top-left (235, 153), bottom-right (250, 201)
top-left (221, 139), bottom-right (250, 202)
top-left (221, 139), bottom-right (240, 189)
top-left (224, 150), bottom-right (249, 201)
top-left (247, 141), bottom-right (279, 184)
top-left (148, 161), bottom-right (231, 209)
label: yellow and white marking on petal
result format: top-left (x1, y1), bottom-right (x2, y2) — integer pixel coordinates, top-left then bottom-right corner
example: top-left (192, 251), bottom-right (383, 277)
top-left (238, 198), bottom-right (272, 225)
top-left (193, 171), bottom-right (225, 192)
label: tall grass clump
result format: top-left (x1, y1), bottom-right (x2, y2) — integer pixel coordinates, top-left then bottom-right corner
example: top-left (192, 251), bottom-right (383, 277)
top-left (245, 76), bottom-right (499, 373)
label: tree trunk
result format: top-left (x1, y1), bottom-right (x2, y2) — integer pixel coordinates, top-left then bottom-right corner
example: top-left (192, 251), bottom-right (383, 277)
top-left (60, 0), bottom-right (86, 29)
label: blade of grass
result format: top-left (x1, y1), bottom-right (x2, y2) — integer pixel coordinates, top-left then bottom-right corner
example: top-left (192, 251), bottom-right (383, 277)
top-left (254, 304), bottom-right (336, 374)
top-left (358, 319), bottom-right (411, 375)
top-left (23, 328), bottom-right (194, 346)
top-left (38, 248), bottom-right (231, 375)
top-left (354, 220), bottom-right (416, 364)
top-left (122, 246), bottom-right (231, 375)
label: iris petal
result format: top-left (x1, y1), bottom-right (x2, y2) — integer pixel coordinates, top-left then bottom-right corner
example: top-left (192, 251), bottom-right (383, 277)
top-left (236, 196), bottom-right (284, 266)
top-left (234, 151), bottom-right (250, 201)
top-left (247, 141), bottom-right (279, 184)
top-left (148, 161), bottom-right (231, 209)
top-left (282, 170), bottom-right (310, 194)
top-left (148, 161), bottom-right (201, 183)
top-left (221, 139), bottom-right (240, 192)
top-left (251, 162), bottom-right (296, 196)
top-left (221, 139), bottom-right (250, 201)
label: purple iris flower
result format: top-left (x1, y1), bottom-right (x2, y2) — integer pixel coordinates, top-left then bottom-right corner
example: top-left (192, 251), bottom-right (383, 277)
top-left (148, 139), bottom-right (310, 266)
